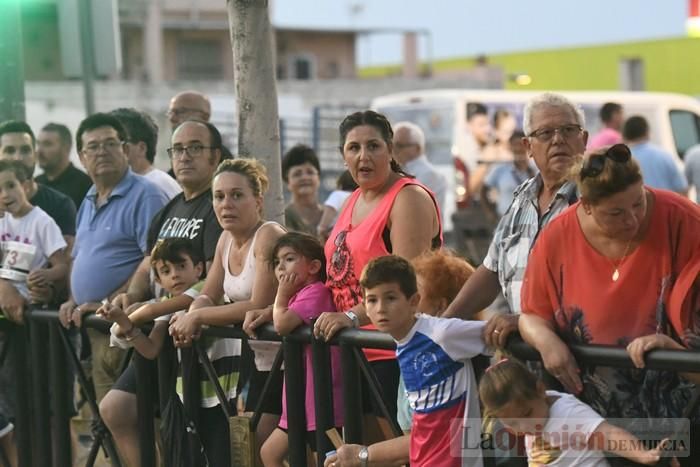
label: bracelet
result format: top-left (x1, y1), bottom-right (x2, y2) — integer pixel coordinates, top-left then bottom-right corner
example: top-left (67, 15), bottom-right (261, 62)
top-left (125, 326), bottom-right (142, 341)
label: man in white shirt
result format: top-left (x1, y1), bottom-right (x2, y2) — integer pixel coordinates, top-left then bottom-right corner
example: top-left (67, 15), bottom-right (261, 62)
top-left (393, 121), bottom-right (448, 218)
top-left (110, 108), bottom-right (182, 200)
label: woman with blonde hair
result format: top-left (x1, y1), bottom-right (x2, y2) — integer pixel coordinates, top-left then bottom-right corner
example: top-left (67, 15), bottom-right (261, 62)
top-left (169, 158), bottom-right (286, 465)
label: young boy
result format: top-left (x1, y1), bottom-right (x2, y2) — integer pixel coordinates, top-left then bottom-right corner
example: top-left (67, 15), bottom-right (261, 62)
top-left (98, 237), bottom-right (205, 359)
top-left (99, 237), bottom-right (239, 467)
top-left (0, 160), bottom-right (68, 467)
top-left (360, 255), bottom-right (488, 467)
top-left (0, 159), bottom-right (68, 307)
top-left (97, 238), bottom-right (206, 467)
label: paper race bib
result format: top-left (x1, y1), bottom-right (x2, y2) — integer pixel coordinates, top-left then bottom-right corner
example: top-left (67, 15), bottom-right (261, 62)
top-left (0, 241), bottom-right (38, 282)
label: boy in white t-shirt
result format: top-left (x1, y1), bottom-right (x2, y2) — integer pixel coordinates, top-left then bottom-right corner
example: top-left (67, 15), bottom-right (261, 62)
top-left (359, 255), bottom-right (488, 467)
top-left (0, 160), bottom-right (68, 306)
top-left (0, 160), bottom-right (68, 467)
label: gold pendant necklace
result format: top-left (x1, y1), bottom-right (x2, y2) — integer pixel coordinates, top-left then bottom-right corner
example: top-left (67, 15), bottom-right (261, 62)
top-left (610, 240), bottom-right (633, 282)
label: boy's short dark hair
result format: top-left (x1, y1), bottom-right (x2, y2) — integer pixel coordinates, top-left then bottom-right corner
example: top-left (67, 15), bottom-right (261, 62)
top-left (0, 159), bottom-right (31, 182)
top-left (360, 255), bottom-right (417, 299)
top-left (270, 232), bottom-right (326, 282)
top-left (281, 144), bottom-right (320, 182)
top-left (150, 238), bottom-right (204, 279)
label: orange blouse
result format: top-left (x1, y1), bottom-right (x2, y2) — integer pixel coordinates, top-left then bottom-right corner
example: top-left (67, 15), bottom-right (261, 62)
top-left (522, 188), bottom-right (700, 346)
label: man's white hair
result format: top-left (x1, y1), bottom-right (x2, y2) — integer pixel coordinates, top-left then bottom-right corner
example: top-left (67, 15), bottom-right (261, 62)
top-left (522, 93), bottom-right (585, 135)
top-left (393, 121), bottom-right (426, 151)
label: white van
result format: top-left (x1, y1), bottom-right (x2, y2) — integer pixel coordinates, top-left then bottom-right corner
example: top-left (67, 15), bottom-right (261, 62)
top-left (371, 90), bottom-right (700, 233)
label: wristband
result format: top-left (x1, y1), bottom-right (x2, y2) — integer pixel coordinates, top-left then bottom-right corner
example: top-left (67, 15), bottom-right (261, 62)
top-left (344, 310), bottom-right (359, 328)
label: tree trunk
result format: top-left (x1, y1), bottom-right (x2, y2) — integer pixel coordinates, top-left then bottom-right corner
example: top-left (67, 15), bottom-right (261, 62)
top-left (227, 0), bottom-right (285, 224)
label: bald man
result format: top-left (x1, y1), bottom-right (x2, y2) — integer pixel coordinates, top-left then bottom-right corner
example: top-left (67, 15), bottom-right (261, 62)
top-left (167, 91), bottom-right (211, 130)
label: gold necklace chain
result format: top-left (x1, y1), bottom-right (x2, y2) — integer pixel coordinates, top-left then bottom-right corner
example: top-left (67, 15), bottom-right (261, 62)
top-left (610, 240), bottom-right (633, 282)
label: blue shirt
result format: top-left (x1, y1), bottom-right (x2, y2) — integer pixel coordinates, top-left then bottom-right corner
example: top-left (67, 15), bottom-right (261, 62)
top-left (71, 169), bottom-right (169, 304)
top-left (484, 162), bottom-right (537, 216)
top-left (683, 144), bottom-right (700, 202)
top-left (629, 142), bottom-right (687, 193)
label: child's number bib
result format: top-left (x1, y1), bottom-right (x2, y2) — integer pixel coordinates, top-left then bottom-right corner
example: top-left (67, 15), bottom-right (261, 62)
top-left (0, 241), bottom-right (38, 282)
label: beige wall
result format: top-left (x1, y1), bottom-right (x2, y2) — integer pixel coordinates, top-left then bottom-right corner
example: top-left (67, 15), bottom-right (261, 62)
top-left (276, 31), bottom-right (356, 79)
top-left (162, 29), bottom-right (233, 81)
top-left (20, 1), bottom-right (357, 82)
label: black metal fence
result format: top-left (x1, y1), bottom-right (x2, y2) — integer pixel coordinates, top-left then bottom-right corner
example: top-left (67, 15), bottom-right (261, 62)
top-left (3, 308), bottom-right (700, 467)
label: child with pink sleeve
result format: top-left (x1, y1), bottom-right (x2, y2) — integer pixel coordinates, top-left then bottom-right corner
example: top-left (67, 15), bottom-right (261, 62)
top-left (261, 232), bottom-right (343, 466)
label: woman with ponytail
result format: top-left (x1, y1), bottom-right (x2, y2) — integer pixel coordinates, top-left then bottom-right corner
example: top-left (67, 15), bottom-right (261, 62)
top-left (313, 110), bottom-right (442, 438)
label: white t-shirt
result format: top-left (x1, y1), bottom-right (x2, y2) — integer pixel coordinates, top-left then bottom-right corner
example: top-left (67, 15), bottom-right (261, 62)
top-left (144, 168), bottom-right (182, 200)
top-left (525, 391), bottom-right (608, 467)
top-left (0, 207), bottom-right (66, 299)
top-left (323, 190), bottom-right (352, 212)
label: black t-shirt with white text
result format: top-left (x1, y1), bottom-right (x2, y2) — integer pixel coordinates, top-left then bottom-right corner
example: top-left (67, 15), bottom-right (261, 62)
top-left (147, 189), bottom-right (221, 262)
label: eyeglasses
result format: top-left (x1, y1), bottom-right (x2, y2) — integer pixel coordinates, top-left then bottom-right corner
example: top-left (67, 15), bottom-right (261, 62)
top-left (528, 124), bottom-right (582, 143)
top-left (82, 140), bottom-right (124, 157)
top-left (166, 107), bottom-right (205, 118)
top-left (580, 144), bottom-right (631, 180)
top-left (166, 144), bottom-right (215, 160)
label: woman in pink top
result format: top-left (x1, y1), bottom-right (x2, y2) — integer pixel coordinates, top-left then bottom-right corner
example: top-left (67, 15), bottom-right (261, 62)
top-left (313, 110), bottom-right (442, 439)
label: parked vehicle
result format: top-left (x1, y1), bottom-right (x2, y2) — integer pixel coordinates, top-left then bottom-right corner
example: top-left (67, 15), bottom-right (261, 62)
top-left (372, 90), bottom-right (700, 236)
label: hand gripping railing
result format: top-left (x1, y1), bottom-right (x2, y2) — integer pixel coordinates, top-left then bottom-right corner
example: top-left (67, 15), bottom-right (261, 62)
top-left (8, 308), bottom-right (700, 467)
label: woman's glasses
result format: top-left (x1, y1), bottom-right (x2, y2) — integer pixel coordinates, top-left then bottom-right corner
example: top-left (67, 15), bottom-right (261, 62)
top-left (580, 144), bottom-right (631, 180)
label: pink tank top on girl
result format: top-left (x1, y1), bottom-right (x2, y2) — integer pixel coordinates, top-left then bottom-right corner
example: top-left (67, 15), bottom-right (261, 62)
top-left (325, 177), bottom-right (442, 361)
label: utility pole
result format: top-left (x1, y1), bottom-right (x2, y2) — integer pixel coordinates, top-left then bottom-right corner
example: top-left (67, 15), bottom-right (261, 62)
top-left (0, 0), bottom-right (26, 122)
top-left (78, 0), bottom-right (96, 115)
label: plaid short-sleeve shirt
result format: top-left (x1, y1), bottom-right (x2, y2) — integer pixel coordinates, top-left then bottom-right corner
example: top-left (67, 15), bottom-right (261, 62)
top-left (483, 175), bottom-right (578, 314)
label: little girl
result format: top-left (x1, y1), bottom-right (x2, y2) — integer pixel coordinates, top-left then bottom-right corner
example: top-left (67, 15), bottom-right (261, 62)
top-left (479, 358), bottom-right (672, 467)
top-left (260, 232), bottom-right (343, 467)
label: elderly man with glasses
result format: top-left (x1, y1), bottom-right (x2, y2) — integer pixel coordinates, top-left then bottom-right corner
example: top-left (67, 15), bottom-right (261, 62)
top-left (58, 113), bottom-right (169, 403)
top-left (444, 92), bottom-right (588, 344)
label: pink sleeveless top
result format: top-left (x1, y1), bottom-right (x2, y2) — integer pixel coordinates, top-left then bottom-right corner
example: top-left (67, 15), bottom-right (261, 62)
top-left (325, 177), bottom-right (442, 361)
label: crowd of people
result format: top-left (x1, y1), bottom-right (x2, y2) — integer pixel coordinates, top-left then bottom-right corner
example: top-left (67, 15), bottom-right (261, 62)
top-left (0, 89), bottom-right (698, 467)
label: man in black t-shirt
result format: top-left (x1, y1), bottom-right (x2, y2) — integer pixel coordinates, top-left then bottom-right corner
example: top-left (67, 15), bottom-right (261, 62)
top-left (112, 119), bottom-right (224, 311)
top-left (36, 123), bottom-right (92, 209)
top-left (101, 120), bottom-right (225, 464)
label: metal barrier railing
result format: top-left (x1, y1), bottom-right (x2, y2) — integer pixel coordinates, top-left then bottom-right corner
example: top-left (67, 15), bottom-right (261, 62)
top-left (4, 308), bottom-right (700, 466)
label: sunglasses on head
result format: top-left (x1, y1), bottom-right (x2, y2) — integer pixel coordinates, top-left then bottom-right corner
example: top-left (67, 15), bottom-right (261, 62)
top-left (580, 144), bottom-right (631, 180)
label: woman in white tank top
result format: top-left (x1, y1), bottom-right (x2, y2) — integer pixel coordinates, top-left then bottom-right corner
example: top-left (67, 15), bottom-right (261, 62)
top-left (169, 159), bottom-right (286, 458)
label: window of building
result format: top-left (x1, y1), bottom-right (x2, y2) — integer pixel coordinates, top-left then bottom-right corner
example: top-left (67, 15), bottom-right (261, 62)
top-left (288, 53), bottom-right (315, 80)
top-left (177, 39), bottom-right (223, 80)
top-left (670, 110), bottom-right (700, 159)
